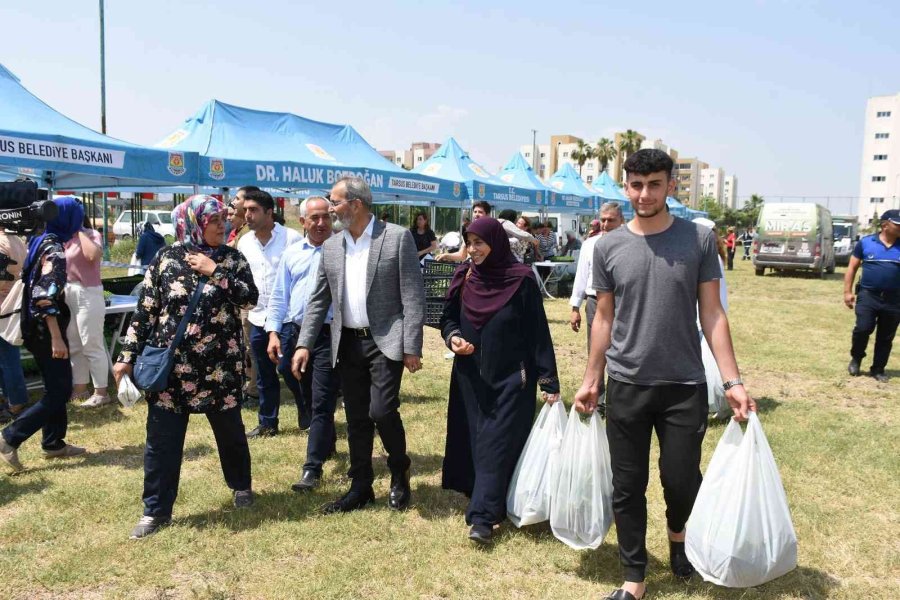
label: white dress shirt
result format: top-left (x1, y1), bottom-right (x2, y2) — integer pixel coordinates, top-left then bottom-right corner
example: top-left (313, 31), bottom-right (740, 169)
top-left (341, 215), bottom-right (375, 328)
top-left (237, 222), bottom-right (303, 327)
top-left (570, 234), bottom-right (601, 308)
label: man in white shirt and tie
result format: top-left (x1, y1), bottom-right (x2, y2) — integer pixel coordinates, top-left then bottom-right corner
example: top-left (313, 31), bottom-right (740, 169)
top-left (237, 190), bottom-right (303, 437)
top-left (570, 202), bottom-right (624, 348)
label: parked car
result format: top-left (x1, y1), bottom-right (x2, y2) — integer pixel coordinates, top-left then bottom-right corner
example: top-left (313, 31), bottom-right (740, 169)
top-left (831, 215), bottom-right (860, 266)
top-left (112, 210), bottom-right (175, 239)
top-left (752, 202), bottom-right (836, 277)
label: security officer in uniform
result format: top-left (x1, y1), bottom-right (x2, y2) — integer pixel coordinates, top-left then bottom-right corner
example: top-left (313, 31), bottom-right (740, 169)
top-left (844, 209), bottom-right (900, 382)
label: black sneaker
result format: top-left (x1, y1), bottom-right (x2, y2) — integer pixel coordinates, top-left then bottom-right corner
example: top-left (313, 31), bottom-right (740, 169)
top-left (129, 515), bottom-right (171, 539)
top-left (233, 489), bottom-right (254, 508)
top-left (848, 359), bottom-right (861, 376)
top-left (468, 524), bottom-right (493, 545)
top-left (246, 425), bottom-right (278, 438)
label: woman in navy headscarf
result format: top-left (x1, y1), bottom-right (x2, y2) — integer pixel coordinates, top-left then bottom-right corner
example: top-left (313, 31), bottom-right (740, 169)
top-left (0, 196), bottom-right (88, 472)
top-left (439, 217), bottom-right (560, 545)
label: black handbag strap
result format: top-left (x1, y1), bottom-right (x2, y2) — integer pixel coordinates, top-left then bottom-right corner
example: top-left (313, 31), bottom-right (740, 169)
top-left (169, 274), bottom-right (208, 352)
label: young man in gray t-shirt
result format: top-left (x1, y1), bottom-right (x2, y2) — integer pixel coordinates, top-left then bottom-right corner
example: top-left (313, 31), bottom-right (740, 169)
top-left (574, 149), bottom-right (755, 600)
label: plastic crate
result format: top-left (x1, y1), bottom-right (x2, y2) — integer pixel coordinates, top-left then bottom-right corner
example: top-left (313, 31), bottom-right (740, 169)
top-left (423, 261), bottom-right (461, 329)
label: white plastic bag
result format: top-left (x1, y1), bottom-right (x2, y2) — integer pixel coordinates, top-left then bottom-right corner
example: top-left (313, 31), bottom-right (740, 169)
top-left (550, 404), bottom-right (614, 550)
top-left (507, 401), bottom-right (566, 527)
top-left (117, 373), bottom-right (142, 408)
top-left (686, 412), bottom-right (797, 588)
top-left (701, 334), bottom-right (730, 418)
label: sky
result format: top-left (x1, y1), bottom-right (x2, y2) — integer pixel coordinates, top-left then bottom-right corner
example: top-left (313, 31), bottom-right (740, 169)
top-left (2, 0), bottom-right (899, 213)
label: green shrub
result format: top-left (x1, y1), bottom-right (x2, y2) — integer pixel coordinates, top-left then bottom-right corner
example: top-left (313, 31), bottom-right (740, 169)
top-left (110, 238), bottom-right (136, 263)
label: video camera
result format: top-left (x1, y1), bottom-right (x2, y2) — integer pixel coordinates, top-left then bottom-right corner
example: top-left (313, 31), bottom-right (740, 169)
top-left (0, 179), bottom-right (59, 235)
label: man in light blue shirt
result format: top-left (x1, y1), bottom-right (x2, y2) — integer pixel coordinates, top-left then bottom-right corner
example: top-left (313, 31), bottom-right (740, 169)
top-left (266, 197), bottom-right (339, 490)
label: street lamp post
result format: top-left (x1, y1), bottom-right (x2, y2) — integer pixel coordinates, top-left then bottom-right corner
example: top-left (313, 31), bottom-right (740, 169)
top-left (99, 0), bottom-right (110, 259)
top-left (531, 129), bottom-right (538, 173)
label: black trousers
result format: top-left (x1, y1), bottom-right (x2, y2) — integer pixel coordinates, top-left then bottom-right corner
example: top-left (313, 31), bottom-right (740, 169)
top-left (338, 330), bottom-right (410, 489)
top-left (142, 403), bottom-right (251, 518)
top-left (299, 325), bottom-right (339, 475)
top-left (606, 377), bottom-right (707, 583)
top-left (726, 248), bottom-right (735, 270)
top-left (850, 288), bottom-right (900, 373)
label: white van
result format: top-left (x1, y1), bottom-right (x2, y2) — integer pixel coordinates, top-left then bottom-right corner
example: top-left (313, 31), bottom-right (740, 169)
top-left (112, 210), bottom-right (175, 239)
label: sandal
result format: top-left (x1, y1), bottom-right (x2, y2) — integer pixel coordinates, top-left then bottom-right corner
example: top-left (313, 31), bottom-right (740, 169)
top-left (670, 540), bottom-right (696, 580)
top-left (81, 394), bottom-right (113, 408)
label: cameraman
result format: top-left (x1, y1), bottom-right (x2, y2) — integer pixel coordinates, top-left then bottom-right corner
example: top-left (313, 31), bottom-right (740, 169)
top-left (0, 196), bottom-right (87, 472)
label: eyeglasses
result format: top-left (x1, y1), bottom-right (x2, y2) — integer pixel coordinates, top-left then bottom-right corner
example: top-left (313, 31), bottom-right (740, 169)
top-left (324, 192), bottom-right (355, 208)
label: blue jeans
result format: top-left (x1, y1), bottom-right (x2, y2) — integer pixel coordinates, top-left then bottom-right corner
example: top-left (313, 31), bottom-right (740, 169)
top-left (2, 347), bottom-right (72, 451)
top-left (275, 323), bottom-right (312, 430)
top-left (294, 324), bottom-right (339, 475)
top-left (250, 324), bottom-right (284, 429)
top-left (0, 337), bottom-right (28, 408)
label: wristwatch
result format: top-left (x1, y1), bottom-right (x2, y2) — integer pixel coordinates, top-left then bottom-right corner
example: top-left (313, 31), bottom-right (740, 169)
top-left (722, 378), bottom-right (743, 391)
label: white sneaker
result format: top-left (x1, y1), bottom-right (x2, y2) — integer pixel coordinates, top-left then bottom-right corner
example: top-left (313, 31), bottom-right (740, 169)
top-left (81, 394), bottom-right (113, 408)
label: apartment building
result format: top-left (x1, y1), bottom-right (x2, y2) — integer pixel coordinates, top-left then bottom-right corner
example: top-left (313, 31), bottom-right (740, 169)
top-left (723, 175), bottom-right (738, 209)
top-left (673, 157), bottom-right (708, 207)
top-left (377, 142), bottom-right (441, 170)
top-left (857, 93), bottom-right (900, 223)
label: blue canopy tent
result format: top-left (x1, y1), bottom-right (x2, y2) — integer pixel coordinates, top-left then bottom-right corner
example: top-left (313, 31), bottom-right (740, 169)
top-left (666, 197), bottom-right (689, 217)
top-left (492, 152), bottom-right (552, 208)
top-left (414, 138), bottom-right (542, 211)
top-left (0, 63), bottom-right (198, 190)
top-left (155, 100), bottom-right (453, 206)
top-left (545, 163), bottom-right (596, 213)
top-left (591, 171), bottom-right (633, 219)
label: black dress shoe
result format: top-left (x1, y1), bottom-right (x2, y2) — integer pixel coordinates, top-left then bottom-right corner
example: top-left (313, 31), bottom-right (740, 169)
top-left (320, 487), bottom-right (374, 514)
top-left (871, 371), bottom-right (889, 383)
top-left (246, 425), bottom-right (278, 438)
top-left (388, 468), bottom-right (411, 511)
top-left (291, 470), bottom-right (320, 492)
top-left (848, 359), bottom-right (861, 376)
top-left (669, 540), bottom-right (696, 581)
top-left (468, 524), bottom-right (493, 545)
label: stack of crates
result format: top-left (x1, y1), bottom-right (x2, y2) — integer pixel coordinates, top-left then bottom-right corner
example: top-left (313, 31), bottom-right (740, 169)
top-left (423, 261), bottom-right (461, 329)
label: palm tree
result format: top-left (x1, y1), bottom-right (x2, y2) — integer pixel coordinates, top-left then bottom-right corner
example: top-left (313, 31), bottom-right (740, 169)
top-left (617, 129), bottom-right (642, 160)
top-left (593, 138), bottom-right (617, 173)
top-left (570, 140), bottom-right (594, 176)
top-left (615, 129), bottom-right (643, 183)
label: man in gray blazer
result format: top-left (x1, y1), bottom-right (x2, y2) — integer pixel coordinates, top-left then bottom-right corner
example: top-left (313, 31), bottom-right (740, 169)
top-left (293, 176), bottom-right (425, 513)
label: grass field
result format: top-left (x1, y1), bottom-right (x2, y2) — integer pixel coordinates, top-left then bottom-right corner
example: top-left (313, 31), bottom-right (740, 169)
top-left (0, 259), bottom-right (897, 599)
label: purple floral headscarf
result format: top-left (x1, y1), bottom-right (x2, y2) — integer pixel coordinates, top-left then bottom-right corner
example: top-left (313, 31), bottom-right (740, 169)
top-left (172, 194), bottom-right (226, 254)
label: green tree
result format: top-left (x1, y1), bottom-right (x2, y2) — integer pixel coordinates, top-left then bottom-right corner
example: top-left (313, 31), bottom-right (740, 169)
top-left (616, 130), bottom-right (643, 183)
top-left (741, 194), bottom-right (764, 227)
top-left (570, 140), bottom-right (594, 176)
top-left (698, 195), bottom-right (724, 223)
top-left (593, 138), bottom-right (617, 173)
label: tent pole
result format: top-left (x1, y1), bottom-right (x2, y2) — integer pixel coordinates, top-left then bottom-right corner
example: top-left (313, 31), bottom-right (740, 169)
top-left (102, 191), bottom-right (110, 260)
top-left (430, 202), bottom-right (436, 234)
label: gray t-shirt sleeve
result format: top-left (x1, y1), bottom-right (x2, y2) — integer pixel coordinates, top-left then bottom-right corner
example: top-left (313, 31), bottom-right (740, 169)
top-left (698, 229), bottom-right (722, 283)
top-left (592, 238), bottom-right (613, 293)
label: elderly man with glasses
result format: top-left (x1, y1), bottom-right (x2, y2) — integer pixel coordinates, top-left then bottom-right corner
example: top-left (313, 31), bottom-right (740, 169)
top-left (293, 176), bottom-right (425, 513)
top-left (570, 202), bottom-right (625, 346)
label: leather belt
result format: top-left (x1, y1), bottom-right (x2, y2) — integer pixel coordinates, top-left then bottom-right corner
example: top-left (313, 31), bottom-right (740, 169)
top-left (343, 326), bottom-right (371, 338)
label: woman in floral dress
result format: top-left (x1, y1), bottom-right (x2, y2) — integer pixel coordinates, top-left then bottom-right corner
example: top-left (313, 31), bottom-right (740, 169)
top-left (114, 195), bottom-right (258, 539)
